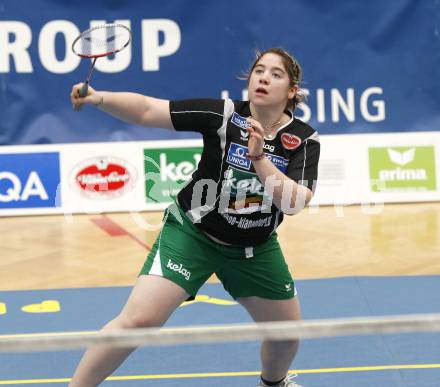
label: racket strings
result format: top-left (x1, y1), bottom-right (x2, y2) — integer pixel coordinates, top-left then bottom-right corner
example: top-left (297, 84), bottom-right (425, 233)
top-left (73, 24), bottom-right (130, 57)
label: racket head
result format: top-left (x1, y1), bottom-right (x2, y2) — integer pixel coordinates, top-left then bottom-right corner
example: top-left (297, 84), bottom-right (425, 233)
top-left (72, 23), bottom-right (131, 58)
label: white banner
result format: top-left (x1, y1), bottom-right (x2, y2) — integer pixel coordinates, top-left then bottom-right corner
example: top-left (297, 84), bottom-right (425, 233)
top-left (1, 133), bottom-right (439, 217)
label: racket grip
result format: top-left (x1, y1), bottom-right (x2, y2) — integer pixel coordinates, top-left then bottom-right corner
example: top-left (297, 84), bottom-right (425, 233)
top-left (78, 82), bottom-right (89, 98)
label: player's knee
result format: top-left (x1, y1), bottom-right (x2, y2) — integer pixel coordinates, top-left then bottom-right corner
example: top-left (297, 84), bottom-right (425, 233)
top-left (117, 310), bottom-right (162, 329)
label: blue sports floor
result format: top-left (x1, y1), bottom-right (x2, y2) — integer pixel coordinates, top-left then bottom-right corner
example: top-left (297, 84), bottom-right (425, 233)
top-left (1, 276), bottom-right (440, 386)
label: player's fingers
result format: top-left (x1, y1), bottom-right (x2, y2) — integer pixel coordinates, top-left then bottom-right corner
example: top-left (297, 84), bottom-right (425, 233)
top-left (71, 86), bottom-right (84, 111)
top-left (70, 95), bottom-right (83, 110)
top-left (250, 132), bottom-right (264, 143)
top-left (71, 83), bottom-right (95, 99)
top-left (72, 102), bottom-right (82, 112)
top-left (71, 83), bottom-right (84, 98)
top-left (71, 85), bottom-right (100, 111)
top-left (71, 96), bottom-right (83, 108)
top-left (247, 126), bottom-right (264, 138)
top-left (246, 117), bottom-right (264, 134)
top-left (71, 84), bottom-right (93, 103)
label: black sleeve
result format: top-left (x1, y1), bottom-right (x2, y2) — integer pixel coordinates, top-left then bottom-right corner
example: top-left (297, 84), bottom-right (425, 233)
top-left (169, 99), bottom-right (225, 133)
top-left (286, 138), bottom-right (320, 192)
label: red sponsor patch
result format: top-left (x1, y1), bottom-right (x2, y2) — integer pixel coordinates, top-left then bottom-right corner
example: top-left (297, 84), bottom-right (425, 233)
top-left (281, 133), bottom-right (302, 150)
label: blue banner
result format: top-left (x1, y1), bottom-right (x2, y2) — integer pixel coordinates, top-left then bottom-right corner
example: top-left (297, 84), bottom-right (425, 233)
top-left (0, 153), bottom-right (61, 208)
top-left (0, 0), bottom-right (439, 145)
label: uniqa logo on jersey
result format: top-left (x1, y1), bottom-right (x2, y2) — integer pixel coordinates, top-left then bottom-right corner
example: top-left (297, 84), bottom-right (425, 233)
top-left (226, 143), bottom-right (252, 170)
top-left (0, 153), bottom-right (61, 208)
top-left (69, 156), bottom-right (137, 199)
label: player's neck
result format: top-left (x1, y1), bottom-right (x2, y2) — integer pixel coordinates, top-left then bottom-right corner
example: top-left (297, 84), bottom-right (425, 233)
top-left (249, 103), bottom-right (287, 131)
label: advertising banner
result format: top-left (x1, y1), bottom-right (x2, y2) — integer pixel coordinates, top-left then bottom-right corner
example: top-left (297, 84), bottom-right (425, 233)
top-left (144, 146), bottom-right (202, 205)
top-left (368, 147), bottom-right (437, 193)
top-left (60, 142), bottom-right (145, 214)
top-left (0, 152), bottom-right (61, 209)
top-left (1, 133), bottom-right (439, 216)
top-left (1, 0), bottom-right (439, 146)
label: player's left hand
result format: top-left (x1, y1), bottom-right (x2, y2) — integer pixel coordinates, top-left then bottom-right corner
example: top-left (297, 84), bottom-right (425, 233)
top-left (246, 117), bottom-right (265, 157)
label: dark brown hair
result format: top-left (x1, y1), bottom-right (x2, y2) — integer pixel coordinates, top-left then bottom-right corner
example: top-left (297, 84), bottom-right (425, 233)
top-left (245, 47), bottom-right (304, 111)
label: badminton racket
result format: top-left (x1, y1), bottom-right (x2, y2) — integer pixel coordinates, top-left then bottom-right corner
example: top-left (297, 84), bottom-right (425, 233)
top-left (72, 23), bottom-right (132, 100)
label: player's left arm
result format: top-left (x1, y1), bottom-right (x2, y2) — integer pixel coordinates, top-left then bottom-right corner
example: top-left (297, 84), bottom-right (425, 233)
top-left (252, 158), bottom-right (314, 215)
top-left (247, 117), bottom-right (319, 215)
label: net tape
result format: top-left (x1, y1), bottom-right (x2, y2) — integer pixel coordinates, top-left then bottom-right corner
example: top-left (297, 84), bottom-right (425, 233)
top-left (1, 313), bottom-right (440, 353)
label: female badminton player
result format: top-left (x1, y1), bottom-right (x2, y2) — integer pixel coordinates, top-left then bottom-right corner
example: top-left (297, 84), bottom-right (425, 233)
top-left (69, 47), bottom-right (320, 387)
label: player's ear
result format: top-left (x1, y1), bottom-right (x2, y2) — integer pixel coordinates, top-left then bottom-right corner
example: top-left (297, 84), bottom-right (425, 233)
top-left (288, 85), bottom-right (298, 100)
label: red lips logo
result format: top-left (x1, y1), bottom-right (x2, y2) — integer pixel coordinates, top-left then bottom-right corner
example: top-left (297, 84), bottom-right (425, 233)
top-left (76, 163), bottom-right (129, 192)
top-left (281, 133), bottom-right (301, 150)
top-left (71, 156), bottom-right (136, 199)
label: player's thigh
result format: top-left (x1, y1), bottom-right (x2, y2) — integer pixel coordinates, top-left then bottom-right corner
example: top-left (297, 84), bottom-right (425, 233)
top-left (119, 274), bottom-right (190, 328)
top-left (140, 204), bottom-right (218, 298)
top-left (238, 295), bottom-right (301, 322)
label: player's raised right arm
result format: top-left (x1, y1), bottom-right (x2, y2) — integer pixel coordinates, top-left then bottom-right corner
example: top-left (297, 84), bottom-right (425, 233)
top-left (70, 83), bottom-right (173, 130)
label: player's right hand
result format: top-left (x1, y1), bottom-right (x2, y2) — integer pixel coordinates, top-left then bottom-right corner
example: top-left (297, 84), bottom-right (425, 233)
top-left (70, 83), bottom-right (100, 111)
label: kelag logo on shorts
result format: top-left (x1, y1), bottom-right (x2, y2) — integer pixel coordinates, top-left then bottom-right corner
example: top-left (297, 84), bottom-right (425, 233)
top-left (0, 153), bottom-right (61, 208)
top-left (226, 143), bottom-right (251, 170)
top-left (144, 147), bottom-right (202, 204)
top-left (368, 146), bottom-right (436, 192)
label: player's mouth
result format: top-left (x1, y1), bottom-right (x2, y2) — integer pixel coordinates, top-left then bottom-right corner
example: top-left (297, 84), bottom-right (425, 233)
top-left (255, 87), bottom-right (268, 95)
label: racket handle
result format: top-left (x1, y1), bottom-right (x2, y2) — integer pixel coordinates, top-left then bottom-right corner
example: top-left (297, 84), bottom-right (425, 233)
top-left (78, 81), bottom-right (89, 98)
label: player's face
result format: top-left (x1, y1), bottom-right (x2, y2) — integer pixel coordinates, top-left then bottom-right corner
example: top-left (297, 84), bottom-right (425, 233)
top-left (248, 53), bottom-right (296, 109)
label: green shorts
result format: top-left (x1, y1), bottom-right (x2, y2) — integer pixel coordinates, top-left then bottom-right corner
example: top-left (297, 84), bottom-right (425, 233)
top-left (139, 204), bottom-right (297, 300)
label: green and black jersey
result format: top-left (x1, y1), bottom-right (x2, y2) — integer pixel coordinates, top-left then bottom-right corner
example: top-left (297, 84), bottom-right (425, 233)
top-left (169, 98), bottom-right (320, 246)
